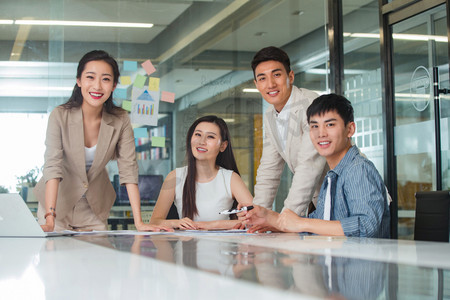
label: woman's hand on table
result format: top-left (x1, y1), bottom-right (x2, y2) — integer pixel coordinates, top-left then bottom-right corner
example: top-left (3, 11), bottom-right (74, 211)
top-left (41, 217), bottom-right (55, 232)
top-left (176, 217), bottom-right (198, 230)
top-left (193, 221), bottom-right (211, 230)
top-left (232, 222), bottom-right (246, 230)
top-left (135, 222), bottom-right (173, 232)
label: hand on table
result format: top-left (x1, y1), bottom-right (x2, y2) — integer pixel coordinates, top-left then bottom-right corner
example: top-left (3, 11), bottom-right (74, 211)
top-left (241, 205), bottom-right (268, 227)
top-left (232, 222), bottom-right (246, 230)
top-left (276, 208), bottom-right (303, 232)
top-left (41, 217), bottom-right (55, 232)
top-left (246, 224), bottom-right (279, 233)
top-left (41, 224), bottom-right (55, 232)
top-left (241, 205), bottom-right (281, 233)
top-left (176, 217), bottom-right (198, 230)
top-left (135, 222), bottom-right (174, 232)
top-left (193, 221), bottom-right (211, 230)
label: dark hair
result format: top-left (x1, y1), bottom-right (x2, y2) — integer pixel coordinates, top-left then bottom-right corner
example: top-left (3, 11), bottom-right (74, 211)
top-left (251, 46), bottom-right (291, 79)
top-left (182, 115), bottom-right (240, 219)
top-left (307, 93), bottom-right (354, 125)
top-left (62, 50), bottom-right (123, 114)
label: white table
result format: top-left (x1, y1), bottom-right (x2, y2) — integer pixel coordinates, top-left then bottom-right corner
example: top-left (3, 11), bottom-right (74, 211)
top-left (1, 232), bottom-right (449, 299)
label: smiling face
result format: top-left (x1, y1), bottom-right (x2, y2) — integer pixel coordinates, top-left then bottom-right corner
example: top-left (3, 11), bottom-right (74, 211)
top-left (190, 122), bottom-right (228, 162)
top-left (254, 60), bottom-right (294, 112)
top-left (76, 60), bottom-right (116, 111)
top-left (309, 110), bottom-right (355, 169)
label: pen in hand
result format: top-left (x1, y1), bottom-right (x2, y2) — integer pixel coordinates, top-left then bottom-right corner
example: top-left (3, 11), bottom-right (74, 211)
top-left (219, 205), bottom-right (254, 215)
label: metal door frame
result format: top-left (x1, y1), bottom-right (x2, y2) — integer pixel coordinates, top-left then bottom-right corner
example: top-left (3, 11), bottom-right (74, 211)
top-left (378, 0), bottom-right (449, 238)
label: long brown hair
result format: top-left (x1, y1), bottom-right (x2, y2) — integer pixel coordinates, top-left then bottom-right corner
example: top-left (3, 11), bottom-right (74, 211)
top-left (62, 50), bottom-right (124, 115)
top-left (182, 115), bottom-right (240, 219)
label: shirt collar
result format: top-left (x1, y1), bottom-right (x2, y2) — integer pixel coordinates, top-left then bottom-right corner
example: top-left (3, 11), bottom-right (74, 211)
top-left (274, 88), bottom-right (294, 120)
top-left (327, 145), bottom-right (359, 178)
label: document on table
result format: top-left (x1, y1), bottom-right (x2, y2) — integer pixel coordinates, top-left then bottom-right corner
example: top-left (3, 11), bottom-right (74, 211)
top-left (174, 229), bottom-right (250, 236)
top-left (61, 230), bottom-right (173, 236)
top-left (63, 229), bottom-right (249, 236)
top-left (106, 230), bottom-right (174, 235)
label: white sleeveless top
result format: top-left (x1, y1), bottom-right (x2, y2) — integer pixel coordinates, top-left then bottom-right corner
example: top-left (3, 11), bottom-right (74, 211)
top-left (174, 166), bottom-right (234, 221)
top-left (85, 145), bottom-right (97, 172)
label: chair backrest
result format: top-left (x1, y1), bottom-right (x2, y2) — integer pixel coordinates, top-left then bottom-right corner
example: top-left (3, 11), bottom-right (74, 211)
top-left (166, 203), bottom-right (179, 220)
top-left (414, 190), bottom-right (450, 242)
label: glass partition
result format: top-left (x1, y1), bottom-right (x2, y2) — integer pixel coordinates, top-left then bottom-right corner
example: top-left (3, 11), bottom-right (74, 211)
top-left (0, 1), bottom-right (329, 213)
top-left (392, 5), bottom-right (448, 239)
top-left (342, 0), bottom-right (384, 177)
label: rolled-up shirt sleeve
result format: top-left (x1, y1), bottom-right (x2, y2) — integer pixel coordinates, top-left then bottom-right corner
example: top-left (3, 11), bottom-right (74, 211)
top-left (115, 112), bottom-right (138, 185)
top-left (339, 163), bottom-right (387, 237)
top-left (43, 108), bottom-right (64, 183)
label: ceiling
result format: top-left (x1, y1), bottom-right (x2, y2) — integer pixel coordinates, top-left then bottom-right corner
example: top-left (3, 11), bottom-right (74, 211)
top-left (0, 0), bottom-right (378, 112)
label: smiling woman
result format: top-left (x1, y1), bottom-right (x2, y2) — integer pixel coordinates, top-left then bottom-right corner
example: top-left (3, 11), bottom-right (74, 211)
top-left (150, 115), bottom-right (254, 230)
top-left (33, 50), bottom-right (170, 233)
top-left (76, 60), bottom-right (116, 114)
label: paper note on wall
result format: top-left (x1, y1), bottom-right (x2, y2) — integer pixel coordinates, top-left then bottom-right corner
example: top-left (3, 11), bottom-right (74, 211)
top-left (151, 137), bottom-right (165, 147)
top-left (141, 59), bottom-right (156, 75)
top-left (114, 88), bottom-right (127, 99)
top-left (120, 76), bottom-right (132, 85)
top-left (134, 74), bottom-right (147, 88)
top-left (133, 127), bottom-right (148, 139)
top-left (123, 61), bottom-right (137, 71)
top-left (131, 86), bottom-right (160, 126)
top-left (122, 100), bottom-right (132, 112)
top-left (161, 91), bottom-right (175, 103)
top-left (148, 77), bottom-right (160, 91)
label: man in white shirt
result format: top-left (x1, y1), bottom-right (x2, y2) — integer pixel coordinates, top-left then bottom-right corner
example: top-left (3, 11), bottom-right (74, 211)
top-left (251, 46), bottom-right (327, 229)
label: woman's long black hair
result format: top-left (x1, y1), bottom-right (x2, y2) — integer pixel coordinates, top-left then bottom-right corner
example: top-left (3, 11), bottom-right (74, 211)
top-left (182, 115), bottom-right (240, 219)
top-left (62, 50), bottom-right (123, 114)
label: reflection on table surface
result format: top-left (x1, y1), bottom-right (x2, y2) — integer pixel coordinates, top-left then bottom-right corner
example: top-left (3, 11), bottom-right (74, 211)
top-left (1, 233), bottom-right (450, 300)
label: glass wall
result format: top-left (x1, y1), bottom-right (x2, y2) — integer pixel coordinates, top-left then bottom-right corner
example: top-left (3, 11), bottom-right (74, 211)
top-left (0, 1), bottom-right (328, 213)
top-left (392, 5), bottom-right (448, 239)
top-left (342, 0), bottom-right (384, 176)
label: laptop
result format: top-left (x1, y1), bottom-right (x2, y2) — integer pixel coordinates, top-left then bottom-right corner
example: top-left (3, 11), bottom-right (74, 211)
top-left (0, 193), bottom-right (71, 237)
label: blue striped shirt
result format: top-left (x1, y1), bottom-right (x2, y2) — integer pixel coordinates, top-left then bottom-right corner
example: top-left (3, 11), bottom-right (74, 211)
top-left (309, 145), bottom-right (390, 238)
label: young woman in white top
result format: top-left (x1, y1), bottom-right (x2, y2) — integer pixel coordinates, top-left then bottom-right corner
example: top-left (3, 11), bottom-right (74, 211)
top-left (150, 115), bottom-right (253, 230)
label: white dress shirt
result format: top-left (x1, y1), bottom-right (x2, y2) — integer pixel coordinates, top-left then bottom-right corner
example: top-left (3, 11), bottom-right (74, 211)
top-left (274, 90), bottom-right (293, 152)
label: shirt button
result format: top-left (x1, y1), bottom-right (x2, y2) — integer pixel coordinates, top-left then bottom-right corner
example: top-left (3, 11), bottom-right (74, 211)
top-left (83, 183), bottom-right (88, 188)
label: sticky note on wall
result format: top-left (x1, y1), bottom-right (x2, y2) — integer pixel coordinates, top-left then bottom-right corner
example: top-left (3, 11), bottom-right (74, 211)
top-left (161, 91), bottom-right (175, 103)
top-left (133, 127), bottom-right (148, 138)
top-left (114, 88), bottom-right (128, 99)
top-left (148, 77), bottom-right (160, 91)
top-left (134, 74), bottom-right (147, 88)
top-left (122, 100), bottom-right (132, 112)
top-left (120, 76), bottom-right (132, 85)
top-left (151, 136), bottom-right (165, 147)
top-left (123, 61), bottom-right (137, 71)
top-left (141, 59), bottom-right (156, 75)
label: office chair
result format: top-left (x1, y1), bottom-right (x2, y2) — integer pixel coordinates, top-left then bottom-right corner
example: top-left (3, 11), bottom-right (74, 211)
top-left (414, 190), bottom-right (450, 242)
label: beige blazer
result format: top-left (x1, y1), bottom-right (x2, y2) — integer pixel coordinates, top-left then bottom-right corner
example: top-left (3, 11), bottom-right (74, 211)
top-left (253, 86), bottom-right (327, 216)
top-left (34, 106), bottom-right (138, 222)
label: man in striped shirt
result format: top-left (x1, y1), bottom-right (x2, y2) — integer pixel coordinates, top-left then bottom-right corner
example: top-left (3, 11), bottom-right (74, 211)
top-left (243, 94), bottom-right (390, 238)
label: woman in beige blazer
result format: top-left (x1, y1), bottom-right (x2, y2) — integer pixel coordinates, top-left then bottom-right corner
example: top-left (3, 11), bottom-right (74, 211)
top-left (35, 50), bottom-right (170, 232)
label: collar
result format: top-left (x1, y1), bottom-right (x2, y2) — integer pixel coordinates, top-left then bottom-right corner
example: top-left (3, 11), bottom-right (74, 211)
top-left (327, 145), bottom-right (359, 178)
top-left (274, 88), bottom-right (294, 119)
